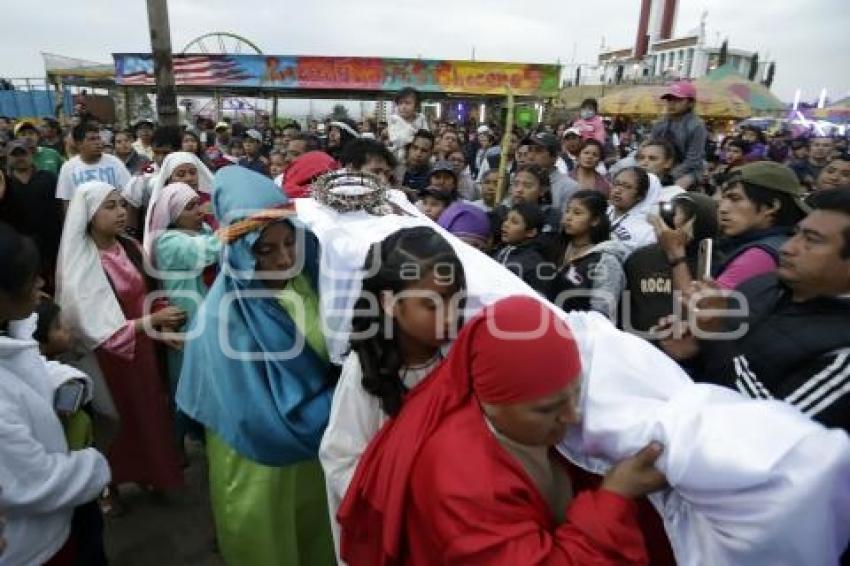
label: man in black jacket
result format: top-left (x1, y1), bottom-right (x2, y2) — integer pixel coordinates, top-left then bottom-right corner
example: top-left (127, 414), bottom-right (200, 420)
top-left (658, 188), bottom-right (850, 433)
top-left (0, 140), bottom-right (62, 290)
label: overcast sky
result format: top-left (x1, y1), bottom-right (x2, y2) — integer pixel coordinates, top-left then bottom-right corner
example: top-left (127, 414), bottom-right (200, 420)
top-left (2, 0), bottom-right (848, 116)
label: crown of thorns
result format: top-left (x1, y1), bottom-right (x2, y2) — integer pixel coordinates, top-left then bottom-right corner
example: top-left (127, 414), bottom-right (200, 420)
top-left (311, 170), bottom-right (394, 215)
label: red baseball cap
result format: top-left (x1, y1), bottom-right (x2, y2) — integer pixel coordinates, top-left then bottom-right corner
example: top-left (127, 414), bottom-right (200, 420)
top-left (661, 81), bottom-right (697, 100)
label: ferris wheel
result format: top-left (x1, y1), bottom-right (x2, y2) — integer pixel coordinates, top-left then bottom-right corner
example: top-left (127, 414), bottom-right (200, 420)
top-left (181, 32), bottom-right (263, 55)
top-left (179, 32), bottom-right (271, 122)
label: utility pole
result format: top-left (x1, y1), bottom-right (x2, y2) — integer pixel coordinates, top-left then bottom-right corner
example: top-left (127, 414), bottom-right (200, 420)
top-left (146, 0), bottom-right (179, 126)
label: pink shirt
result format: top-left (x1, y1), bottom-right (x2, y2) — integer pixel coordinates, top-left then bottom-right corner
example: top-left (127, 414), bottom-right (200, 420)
top-left (573, 116), bottom-right (606, 144)
top-left (716, 248), bottom-right (777, 290)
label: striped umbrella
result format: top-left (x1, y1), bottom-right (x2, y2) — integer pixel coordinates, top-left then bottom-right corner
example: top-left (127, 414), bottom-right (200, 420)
top-left (697, 65), bottom-right (785, 114)
top-left (600, 84), bottom-right (751, 118)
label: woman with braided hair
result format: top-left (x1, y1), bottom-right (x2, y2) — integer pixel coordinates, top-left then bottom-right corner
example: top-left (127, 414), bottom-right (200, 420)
top-left (319, 226), bottom-right (467, 558)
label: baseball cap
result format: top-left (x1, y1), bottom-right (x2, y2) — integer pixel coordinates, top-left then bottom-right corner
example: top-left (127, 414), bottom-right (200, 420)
top-left (562, 127), bottom-right (581, 139)
top-left (245, 129), bottom-right (263, 142)
top-left (477, 125), bottom-right (493, 136)
top-left (661, 81), bottom-right (697, 100)
top-left (6, 139), bottom-right (31, 154)
top-left (731, 161), bottom-right (810, 213)
top-left (430, 160), bottom-right (457, 174)
top-left (527, 132), bottom-right (559, 152)
top-left (14, 121), bottom-right (38, 137)
top-left (215, 121), bottom-right (230, 131)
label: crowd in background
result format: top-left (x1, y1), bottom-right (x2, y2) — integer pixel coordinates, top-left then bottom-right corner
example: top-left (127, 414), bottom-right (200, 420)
top-left (1, 81), bottom-right (849, 565)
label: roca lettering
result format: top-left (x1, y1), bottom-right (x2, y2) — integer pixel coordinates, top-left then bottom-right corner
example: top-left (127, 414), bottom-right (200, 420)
top-left (640, 277), bottom-right (672, 294)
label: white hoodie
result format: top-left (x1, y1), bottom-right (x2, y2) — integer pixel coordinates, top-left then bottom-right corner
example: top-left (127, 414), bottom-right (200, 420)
top-left (0, 315), bottom-right (110, 566)
top-left (607, 172), bottom-right (662, 253)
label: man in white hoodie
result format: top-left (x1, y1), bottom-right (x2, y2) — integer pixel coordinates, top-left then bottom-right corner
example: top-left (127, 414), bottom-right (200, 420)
top-left (0, 223), bottom-right (110, 566)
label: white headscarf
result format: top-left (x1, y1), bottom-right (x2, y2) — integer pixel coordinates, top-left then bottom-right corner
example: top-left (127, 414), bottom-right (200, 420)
top-left (146, 182), bottom-right (198, 259)
top-left (56, 181), bottom-right (127, 349)
top-left (607, 168), bottom-right (663, 218)
top-left (143, 152), bottom-right (213, 255)
top-left (631, 170), bottom-right (663, 217)
top-left (606, 170), bottom-right (661, 252)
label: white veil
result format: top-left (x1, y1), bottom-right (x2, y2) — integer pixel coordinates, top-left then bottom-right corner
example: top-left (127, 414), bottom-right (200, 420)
top-left (56, 182), bottom-right (127, 349)
top-left (143, 152), bottom-right (213, 256)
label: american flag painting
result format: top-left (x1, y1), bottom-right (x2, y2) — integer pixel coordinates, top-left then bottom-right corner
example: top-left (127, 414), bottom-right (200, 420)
top-left (116, 55), bottom-right (252, 86)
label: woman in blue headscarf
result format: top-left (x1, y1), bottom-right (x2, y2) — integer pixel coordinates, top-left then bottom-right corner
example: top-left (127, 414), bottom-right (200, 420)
top-left (176, 166), bottom-right (335, 564)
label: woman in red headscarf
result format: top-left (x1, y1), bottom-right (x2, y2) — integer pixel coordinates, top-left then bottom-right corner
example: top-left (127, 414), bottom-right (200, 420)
top-left (338, 295), bottom-right (668, 565)
top-left (282, 151), bottom-right (339, 198)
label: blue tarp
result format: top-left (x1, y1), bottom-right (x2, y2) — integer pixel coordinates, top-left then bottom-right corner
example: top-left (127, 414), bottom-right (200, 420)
top-left (0, 89), bottom-right (74, 118)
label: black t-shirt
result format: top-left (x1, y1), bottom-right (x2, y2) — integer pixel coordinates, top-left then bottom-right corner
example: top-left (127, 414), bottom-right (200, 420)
top-left (0, 169), bottom-right (62, 267)
top-left (402, 166), bottom-right (431, 192)
top-left (623, 244), bottom-right (696, 333)
top-left (547, 252), bottom-right (602, 313)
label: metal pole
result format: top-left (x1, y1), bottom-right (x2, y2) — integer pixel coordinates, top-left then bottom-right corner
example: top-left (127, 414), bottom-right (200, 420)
top-left (145, 0), bottom-right (179, 126)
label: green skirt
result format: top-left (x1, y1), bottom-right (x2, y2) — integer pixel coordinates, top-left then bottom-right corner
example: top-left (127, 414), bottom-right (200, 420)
top-left (206, 430), bottom-right (335, 566)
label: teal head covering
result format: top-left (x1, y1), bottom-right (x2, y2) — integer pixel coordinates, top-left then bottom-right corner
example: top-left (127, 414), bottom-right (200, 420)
top-left (176, 166), bottom-right (333, 466)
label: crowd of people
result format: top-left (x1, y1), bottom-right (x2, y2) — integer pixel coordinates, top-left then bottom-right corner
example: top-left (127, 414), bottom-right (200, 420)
top-left (0, 80), bottom-right (849, 566)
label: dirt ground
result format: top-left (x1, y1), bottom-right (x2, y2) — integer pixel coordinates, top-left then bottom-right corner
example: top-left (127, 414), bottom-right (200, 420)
top-left (103, 441), bottom-right (224, 566)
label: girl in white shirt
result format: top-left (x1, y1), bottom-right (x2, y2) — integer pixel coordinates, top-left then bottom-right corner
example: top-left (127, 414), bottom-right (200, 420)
top-left (319, 226), bottom-right (467, 557)
top-left (0, 223), bottom-right (110, 566)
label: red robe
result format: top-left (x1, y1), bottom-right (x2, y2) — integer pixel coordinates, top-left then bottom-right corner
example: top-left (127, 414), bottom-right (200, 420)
top-left (95, 242), bottom-right (183, 489)
top-left (404, 401), bottom-right (649, 565)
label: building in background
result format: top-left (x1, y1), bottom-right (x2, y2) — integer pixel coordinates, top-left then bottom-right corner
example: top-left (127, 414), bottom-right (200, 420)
top-left (564, 0), bottom-right (774, 87)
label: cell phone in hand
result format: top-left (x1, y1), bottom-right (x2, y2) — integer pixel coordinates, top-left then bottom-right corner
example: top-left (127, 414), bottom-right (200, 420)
top-left (54, 380), bottom-right (86, 414)
top-left (697, 238), bottom-right (713, 280)
top-left (658, 201), bottom-right (676, 229)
